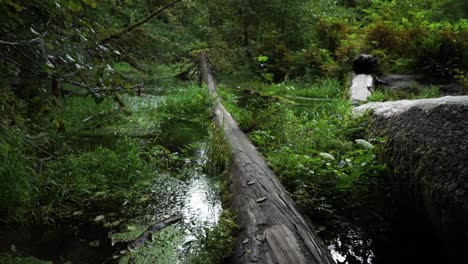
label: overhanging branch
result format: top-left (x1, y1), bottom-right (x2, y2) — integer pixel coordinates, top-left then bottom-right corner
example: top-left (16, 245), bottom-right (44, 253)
top-left (98, 0), bottom-right (183, 45)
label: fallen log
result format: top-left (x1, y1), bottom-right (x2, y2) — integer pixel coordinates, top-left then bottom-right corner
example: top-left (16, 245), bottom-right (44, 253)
top-left (128, 215), bottom-right (183, 251)
top-left (354, 96), bottom-right (468, 259)
top-left (199, 52), bottom-right (334, 264)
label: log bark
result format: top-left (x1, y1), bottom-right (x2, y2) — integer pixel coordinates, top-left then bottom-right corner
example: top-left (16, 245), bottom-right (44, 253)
top-left (199, 52), bottom-right (334, 264)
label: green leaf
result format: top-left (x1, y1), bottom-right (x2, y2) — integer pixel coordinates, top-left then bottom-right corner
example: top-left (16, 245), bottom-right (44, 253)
top-left (66, 0), bottom-right (82, 12)
top-left (256, 55), bottom-right (269, 62)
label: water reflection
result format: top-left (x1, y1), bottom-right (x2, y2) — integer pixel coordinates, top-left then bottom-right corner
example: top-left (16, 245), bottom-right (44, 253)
top-left (326, 229), bottom-right (375, 264)
top-left (147, 144), bottom-right (223, 260)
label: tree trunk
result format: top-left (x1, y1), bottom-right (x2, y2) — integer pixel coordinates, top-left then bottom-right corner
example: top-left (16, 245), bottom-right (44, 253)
top-left (199, 52), bottom-right (334, 264)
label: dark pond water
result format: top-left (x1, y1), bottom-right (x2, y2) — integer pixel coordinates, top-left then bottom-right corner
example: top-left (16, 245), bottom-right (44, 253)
top-left (321, 204), bottom-right (449, 264)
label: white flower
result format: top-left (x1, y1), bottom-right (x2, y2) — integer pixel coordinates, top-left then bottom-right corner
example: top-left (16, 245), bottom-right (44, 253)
top-left (355, 139), bottom-right (374, 150)
top-left (319, 152), bottom-right (335, 160)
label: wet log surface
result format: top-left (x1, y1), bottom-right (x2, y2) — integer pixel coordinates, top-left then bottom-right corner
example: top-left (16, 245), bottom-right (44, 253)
top-left (354, 96), bottom-right (468, 259)
top-left (199, 52), bottom-right (334, 264)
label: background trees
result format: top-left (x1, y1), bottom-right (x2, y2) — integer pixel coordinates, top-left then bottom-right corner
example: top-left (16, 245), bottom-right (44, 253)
top-left (1, 0), bottom-right (467, 104)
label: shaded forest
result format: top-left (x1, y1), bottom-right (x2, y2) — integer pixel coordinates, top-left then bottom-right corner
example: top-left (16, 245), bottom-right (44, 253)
top-left (1, 0), bottom-right (467, 263)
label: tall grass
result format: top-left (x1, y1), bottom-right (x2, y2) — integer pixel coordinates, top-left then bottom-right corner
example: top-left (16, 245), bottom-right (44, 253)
top-left (40, 137), bottom-right (154, 210)
top-left (0, 128), bottom-right (38, 222)
top-left (368, 85), bottom-right (442, 102)
top-left (50, 95), bottom-right (120, 132)
top-left (158, 84), bottom-right (213, 119)
top-left (1, 83), bottom-right (215, 222)
top-left (231, 78), bottom-right (346, 99)
top-left (205, 124), bottom-right (232, 178)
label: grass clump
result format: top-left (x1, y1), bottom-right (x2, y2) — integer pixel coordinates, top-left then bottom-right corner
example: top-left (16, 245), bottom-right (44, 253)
top-left (368, 85), bottom-right (442, 102)
top-left (49, 95), bottom-right (122, 132)
top-left (266, 79), bottom-right (346, 99)
top-left (189, 210), bottom-right (239, 264)
top-left (40, 137), bottom-right (155, 214)
top-left (205, 124), bottom-right (232, 178)
top-left (0, 253), bottom-right (52, 264)
top-left (0, 127), bottom-right (38, 223)
top-left (117, 226), bottom-right (184, 264)
top-left (158, 85), bottom-right (212, 120)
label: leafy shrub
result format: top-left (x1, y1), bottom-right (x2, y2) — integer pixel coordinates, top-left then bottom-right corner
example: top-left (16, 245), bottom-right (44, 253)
top-left (317, 17), bottom-right (350, 53)
top-left (288, 45), bottom-right (339, 78)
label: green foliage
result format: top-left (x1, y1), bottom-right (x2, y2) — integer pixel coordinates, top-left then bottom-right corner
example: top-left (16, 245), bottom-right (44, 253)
top-left (206, 124), bottom-right (232, 178)
top-left (0, 252), bottom-right (52, 264)
top-left (266, 79), bottom-right (346, 99)
top-left (0, 128), bottom-right (38, 222)
top-left (52, 95), bottom-right (121, 131)
top-left (30, 137), bottom-right (160, 221)
top-left (158, 85), bottom-right (212, 120)
top-left (0, 82), bottom-right (215, 223)
top-left (368, 85), bottom-right (442, 101)
top-left (189, 210), bottom-right (239, 264)
top-left (118, 227), bottom-right (184, 264)
top-left (218, 87), bottom-right (255, 131)
top-left (288, 46), bottom-right (340, 78)
top-left (257, 103), bottom-right (386, 218)
top-left (219, 82), bottom-right (387, 222)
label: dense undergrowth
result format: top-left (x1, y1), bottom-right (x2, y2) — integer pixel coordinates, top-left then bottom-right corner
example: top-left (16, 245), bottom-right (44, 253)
top-left (219, 79), bottom-right (388, 228)
top-left (0, 83), bottom-right (211, 223)
top-left (0, 66), bottom-right (242, 263)
top-left (216, 75), bottom-right (452, 260)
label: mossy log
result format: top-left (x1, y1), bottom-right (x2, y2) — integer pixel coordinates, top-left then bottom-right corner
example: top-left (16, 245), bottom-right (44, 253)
top-left (199, 52), bottom-right (334, 264)
top-left (354, 96), bottom-right (468, 259)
